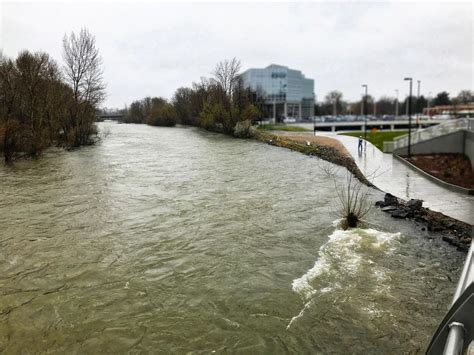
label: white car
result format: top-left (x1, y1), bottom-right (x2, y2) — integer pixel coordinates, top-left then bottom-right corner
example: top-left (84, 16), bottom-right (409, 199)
top-left (433, 114), bottom-right (453, 120)
top-left (283, 117), bottom-right (296, 123)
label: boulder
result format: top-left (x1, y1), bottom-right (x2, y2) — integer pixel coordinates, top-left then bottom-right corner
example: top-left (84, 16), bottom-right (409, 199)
top-left (381, 205), bottom-right (397, 212)
top-left (384, 193), bottom-right (398, 206)
top-left (407, 199), bottom-right (423, 209)
top-left (391, 208), bottom-right (409, 219)
top-left (442, 235), bottom-right (452, 242)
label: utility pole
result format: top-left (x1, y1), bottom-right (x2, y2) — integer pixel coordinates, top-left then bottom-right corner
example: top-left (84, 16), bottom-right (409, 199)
top-left (362, 84), bottom-right (368, 139)
top-left (417, 80), bottom-right (421, 119)
top-left (404, 77), bottom-right (413, 157)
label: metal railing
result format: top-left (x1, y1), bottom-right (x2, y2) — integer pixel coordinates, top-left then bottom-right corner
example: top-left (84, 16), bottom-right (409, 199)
top-left (453, 241), bottom-right (474, 304)
top-left (427, 235), bottom-right (474, 355)
top-left (393, 118), bottom-right (474, 150)
top-left (443, 241), bottom-right (474, 355)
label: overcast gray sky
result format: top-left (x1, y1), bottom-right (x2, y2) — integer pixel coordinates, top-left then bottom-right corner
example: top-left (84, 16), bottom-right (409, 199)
top-left (1, 0), bottom-right (472, 108)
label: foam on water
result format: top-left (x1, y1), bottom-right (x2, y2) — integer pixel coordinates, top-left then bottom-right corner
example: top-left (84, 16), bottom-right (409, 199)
top-left (287, 227), bottom-right (401, 329)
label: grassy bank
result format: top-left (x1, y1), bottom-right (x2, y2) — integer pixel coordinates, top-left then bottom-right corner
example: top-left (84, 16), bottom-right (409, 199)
top-left (257, 124), bottom-right (309, 132)
top-left (339, 131), bottom-right (407, 150)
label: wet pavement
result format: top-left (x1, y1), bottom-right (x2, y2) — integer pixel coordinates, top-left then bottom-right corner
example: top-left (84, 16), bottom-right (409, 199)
top-left (289, 129), bottom-right (473, 225)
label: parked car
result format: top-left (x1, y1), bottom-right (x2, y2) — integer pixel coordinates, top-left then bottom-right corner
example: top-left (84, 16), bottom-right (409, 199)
top-left (283, 117), bottom-right (296, 123)
top-left (432, 114), bottom-right (453, 120)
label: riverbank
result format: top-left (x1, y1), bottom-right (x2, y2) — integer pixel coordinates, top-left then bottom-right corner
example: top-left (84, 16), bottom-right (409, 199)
top-left (254, 131), bottom-right (374, 187)
top-left (376, 193), bottom-right (472, 251)
top-left (254, 130), bottom-right (472, 251)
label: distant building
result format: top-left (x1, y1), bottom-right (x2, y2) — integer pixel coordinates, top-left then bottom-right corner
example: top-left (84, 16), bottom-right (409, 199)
top-left (240, 64), bottom-right (315, 121)
top-left (423, 104), bottom-right (474, 117)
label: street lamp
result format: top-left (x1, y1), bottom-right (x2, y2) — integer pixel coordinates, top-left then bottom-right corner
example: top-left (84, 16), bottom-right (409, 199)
top-left (395, 89), bottom-right (399, 118)
top-left (417, 80), bottom-right (421, 122)
top-left (362, 84), bottom-right (368, 139)
top-left (404, 77), bottom-right (413, 157)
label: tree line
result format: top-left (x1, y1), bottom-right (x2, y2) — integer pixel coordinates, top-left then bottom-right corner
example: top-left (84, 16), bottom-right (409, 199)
top-left (316, 89), bottom-right (473, 116)
top-left (121, 58), bottom-right (263, 137)
top-left (0, 29), bottom-right (105, 164)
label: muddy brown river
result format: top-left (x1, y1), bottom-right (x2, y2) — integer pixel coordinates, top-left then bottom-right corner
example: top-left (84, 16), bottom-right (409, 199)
top-left (0, 122), bottom-right (464, 353)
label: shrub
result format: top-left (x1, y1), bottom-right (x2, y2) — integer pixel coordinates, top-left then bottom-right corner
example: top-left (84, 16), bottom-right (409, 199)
top-left (233, 119), bottom-right (253, 138)
top-left (335, 172), bottom-right (372, 229)
top-left (199, 102), bottom-right (228, 132)
top-left (147, 103), bottom-right (177, 127)
top-left (241, 104), bottom-right (260, 124)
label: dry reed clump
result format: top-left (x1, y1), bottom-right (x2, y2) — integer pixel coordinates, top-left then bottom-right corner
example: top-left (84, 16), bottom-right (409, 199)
top-left (318, 161), bottom-right (373, 230)
top-left (334, 172), bottom-right (372, 229)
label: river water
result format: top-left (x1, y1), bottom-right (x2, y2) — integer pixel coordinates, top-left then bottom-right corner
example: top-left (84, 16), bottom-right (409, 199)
top-left (0, 122), bottom-right (464, 353)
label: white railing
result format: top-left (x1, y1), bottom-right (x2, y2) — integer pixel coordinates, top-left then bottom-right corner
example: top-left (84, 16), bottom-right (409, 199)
top-left (427, 241), bottom-right (474, 355)
top-left (393, 118), bottom-right (474, 150)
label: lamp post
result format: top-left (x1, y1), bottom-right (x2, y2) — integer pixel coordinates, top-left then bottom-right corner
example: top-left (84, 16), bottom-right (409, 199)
top-left (417, 80), bottom-right (421, 121)
top-left (404, 77), bottom-right (413, 157)
top-left (362, 84), bottom-right (368, 139)
top-left (395, 89), bottom-right (399, 118)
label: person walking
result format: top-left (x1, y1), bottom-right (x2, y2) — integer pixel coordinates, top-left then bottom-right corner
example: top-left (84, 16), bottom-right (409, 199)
top-left (358, 136), bottom-right (363, 154)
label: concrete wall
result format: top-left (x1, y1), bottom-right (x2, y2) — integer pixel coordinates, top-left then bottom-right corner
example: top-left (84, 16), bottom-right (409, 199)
top-left (394, 130), bottom-right (474, 167)
top-left (465, 131), bottom-right (474, 167)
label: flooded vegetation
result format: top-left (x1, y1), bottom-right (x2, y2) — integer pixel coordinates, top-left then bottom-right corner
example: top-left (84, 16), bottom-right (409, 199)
top-left (0, 122), bottom-right (464, 353)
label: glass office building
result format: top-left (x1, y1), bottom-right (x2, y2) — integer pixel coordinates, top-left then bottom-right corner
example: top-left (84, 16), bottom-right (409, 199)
top-left (240, 64), bottom-right (315, 120)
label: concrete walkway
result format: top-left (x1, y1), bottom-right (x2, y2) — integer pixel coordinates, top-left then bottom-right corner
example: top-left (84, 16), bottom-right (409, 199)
top-left (290, 130), bottom-right (473, 224)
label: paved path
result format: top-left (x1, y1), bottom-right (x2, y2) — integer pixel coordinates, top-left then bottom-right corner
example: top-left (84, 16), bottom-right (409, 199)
top-left (288, 130), bottom-right (473, 224)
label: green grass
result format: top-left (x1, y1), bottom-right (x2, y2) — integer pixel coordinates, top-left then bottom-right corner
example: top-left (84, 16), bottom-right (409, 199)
top-left (339, 130), bottom-right (407, 150)
top-left (257, 123), bottom-right (309, 132)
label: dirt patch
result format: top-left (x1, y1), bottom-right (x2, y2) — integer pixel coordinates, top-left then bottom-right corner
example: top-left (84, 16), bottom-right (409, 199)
top-left (404, 153), bottom-right (474, 189)
top-left (278, 134), bottom-right (351, 158)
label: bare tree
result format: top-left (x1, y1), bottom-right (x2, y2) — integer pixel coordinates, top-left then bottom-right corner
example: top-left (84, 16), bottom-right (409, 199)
top-left (62, 28), bottom-right (105, 105)
top-left (457, 90), bottom-right (473, 104)
top-left (62, 28), bottom-right (105, 146)
top-left (0, 56), bottom-right (19, 163)
top-left (212, 57), bottom-right (241, 97)
top-left (0, 51), bottom-right (71, 162)
top-left (324, 90), bottom-right (344, 117)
